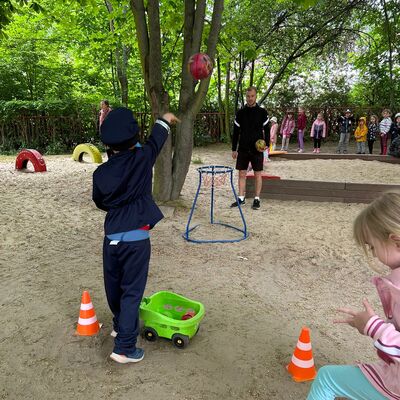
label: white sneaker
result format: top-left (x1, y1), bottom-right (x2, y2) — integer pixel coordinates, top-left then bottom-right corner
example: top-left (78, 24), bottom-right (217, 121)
top-left (111, 330), bottom-right (118, 338)
top-left (110, 348), bottom-right (144, 364)
top-left (298, 149), bottom-right (304, 153)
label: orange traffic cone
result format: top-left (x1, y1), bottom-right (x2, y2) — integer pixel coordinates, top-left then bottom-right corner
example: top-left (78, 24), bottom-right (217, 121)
top-left (286, 327), bottom-right (317, 382)
top-left (75, 291), bottom-right (101, 336)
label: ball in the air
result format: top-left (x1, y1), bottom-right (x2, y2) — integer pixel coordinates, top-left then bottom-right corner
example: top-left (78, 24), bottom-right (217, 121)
top-left (188, 53), bottom-right (213, 80)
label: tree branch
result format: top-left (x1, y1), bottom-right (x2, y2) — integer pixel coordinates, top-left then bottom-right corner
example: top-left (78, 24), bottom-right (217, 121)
top-left (192, 0), bottom-right (206, 54)
top-left (190, 0), bottom-right (224, 115)
top-left (130, 0), bottom-right (150, 93)
top-left (258, 0), bottom-right (366, 104)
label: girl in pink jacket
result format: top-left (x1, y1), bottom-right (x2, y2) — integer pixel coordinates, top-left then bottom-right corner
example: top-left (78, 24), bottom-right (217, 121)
top-left (269, 116), bottom-right (278, 151)
top-left (307, 191), bottom-right (400, 400)
top-left (310, 112), bottom-right (327, 154)
top-left (280, 110), bottom-right (295, 151)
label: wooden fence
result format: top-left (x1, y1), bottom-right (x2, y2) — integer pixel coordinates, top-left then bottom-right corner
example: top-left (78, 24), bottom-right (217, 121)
top-left (0, 111), bottom-right (226, 150)
top-left (0, 105), bottom-right (394, 151)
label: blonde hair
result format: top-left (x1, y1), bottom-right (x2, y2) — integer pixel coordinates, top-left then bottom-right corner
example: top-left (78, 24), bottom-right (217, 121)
top-left (354, 191), bottom-right (400, 255)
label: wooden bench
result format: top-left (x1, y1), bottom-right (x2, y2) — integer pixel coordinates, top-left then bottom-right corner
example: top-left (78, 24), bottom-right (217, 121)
top-left (246, 177), bottom-right (400, 203)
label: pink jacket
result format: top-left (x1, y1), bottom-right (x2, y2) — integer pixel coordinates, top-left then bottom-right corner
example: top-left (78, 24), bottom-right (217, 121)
top-left (99, 107), bottom-right (112, 126)
top-left (270, 123), bottom-right (278, 143)
top-left (280, 117), bottom-right (295, 136)
top-left (360, 268), bottom-right (400, 399)
top-left (310, 120), bottom-right (326, 138)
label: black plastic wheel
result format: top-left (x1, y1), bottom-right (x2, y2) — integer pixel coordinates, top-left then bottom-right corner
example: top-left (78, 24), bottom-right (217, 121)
top-left (172, 333), bottom-right (189, 349)
top-left (142, 327), bottom-right (158, 342)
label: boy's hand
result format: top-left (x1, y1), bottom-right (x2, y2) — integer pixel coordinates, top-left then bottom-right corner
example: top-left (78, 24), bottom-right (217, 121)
top-left (162, 113), bottom-right (180, 125)
top-left (335, 299), bottom-right (375, 334)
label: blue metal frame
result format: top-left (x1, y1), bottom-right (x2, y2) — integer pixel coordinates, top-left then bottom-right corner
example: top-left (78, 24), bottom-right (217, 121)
top-left (183, 165), bottom-right (248, 243)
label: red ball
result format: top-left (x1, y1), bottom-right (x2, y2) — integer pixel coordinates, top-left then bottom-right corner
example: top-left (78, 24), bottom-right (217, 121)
top-left (181, 311), bottom-right (196, 320)
top-left (188, 53), bottom-right (213, 80)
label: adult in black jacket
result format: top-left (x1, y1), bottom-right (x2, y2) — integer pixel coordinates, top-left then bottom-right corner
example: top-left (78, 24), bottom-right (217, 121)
top-left (231, 86), bottom-right (270, 210)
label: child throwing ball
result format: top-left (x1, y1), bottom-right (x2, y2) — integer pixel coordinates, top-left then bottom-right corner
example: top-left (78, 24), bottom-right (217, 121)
top-left (92, 107), bottom-right (178, 364)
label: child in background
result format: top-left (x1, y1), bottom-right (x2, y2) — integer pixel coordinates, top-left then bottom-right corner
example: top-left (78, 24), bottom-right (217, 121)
top-left (389, 113), bottom-right (400, 144)
top-left (280, 110), bottom-right (295, 151)
top-left (93, 107), bottom-right (178, 364)
top-left (99, 99), bottom-right (112, 127)
top-left (306, 191), bottom-right (400, 400)
top-left (336, 109), bottom-right (354, 154)
top-left (367, 115), bottom-right (379, 155)
top-left (379, 109), bottom-right (392, 155)
top-left (310, 112), bottom-right (326, 153)
top-left (269, 116), bottom-right (278, 151)
top-left (297, 107), bottom-right (307, 153)
top-left (354, 117), bottom-right (368, 154)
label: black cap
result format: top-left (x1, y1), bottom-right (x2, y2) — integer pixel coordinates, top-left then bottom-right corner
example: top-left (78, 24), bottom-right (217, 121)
top-left (100, 107), bottom-right (140, 149)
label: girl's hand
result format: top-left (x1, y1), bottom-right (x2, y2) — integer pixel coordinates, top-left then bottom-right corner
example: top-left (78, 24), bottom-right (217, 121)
top-left (335, 299), bottom-right (376, 334)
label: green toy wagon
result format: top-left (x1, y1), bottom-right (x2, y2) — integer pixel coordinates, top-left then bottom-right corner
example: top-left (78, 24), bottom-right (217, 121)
top-left (139, 291), bottom-right (205, 349)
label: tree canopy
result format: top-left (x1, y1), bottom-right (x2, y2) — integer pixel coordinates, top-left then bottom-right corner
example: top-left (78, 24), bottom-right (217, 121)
top-left (0, 0), bottom-right (398, 109)
top-left (0, 0), bottom-right (399, 199)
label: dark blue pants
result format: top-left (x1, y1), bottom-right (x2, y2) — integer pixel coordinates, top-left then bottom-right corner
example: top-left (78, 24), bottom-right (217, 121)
top-left (103, 237), bottom-right (151, 354)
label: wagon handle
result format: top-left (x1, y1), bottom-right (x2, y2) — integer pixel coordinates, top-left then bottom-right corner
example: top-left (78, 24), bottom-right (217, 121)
top-left (141, 297), bottom-right (150, 305)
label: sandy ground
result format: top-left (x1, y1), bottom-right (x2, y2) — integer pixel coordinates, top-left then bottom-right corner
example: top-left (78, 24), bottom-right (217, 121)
top-left (1, 143), bottom-right (398, 400)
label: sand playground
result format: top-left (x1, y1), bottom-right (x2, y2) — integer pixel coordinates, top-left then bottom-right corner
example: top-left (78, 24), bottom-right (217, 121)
top-left (1, 142), bottom-right (398, 400)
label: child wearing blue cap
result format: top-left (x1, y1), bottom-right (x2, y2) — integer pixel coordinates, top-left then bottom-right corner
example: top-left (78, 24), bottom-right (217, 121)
top-left (92, 107), bottom-right (178, 364)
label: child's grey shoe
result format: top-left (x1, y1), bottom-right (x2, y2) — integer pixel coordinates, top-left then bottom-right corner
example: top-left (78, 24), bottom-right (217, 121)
top-left (110, 348), bottom-right (144, 364)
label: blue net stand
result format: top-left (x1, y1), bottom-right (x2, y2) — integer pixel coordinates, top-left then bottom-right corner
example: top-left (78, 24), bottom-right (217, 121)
top-left (183, 165), bottom-right (248, 243)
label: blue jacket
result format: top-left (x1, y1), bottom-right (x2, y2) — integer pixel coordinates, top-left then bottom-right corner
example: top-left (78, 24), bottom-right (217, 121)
top-left (92, 119), bottom-right (170, 235)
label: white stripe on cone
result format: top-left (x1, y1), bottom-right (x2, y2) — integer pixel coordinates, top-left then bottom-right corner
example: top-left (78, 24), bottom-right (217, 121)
top-left (78, 316), bottom-right (98, 326)
top-left (296, 340), bottom-right (312, 351)
top-left (80, 302), bottom-right (93, 311)
top-left (291, 354), bottom-right (315, 369)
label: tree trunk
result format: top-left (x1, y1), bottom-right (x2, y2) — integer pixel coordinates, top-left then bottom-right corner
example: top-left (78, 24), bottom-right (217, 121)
top-left (115, 45), bottom-right (129, 106)
top-left (216, 56), bottom-right (225, 139)
top-left (170, 115), bottom-right (195, 200)
top-left (109, 51), bottom-right (119, 99)
top-left (225, 61), bottom-right (231, 139)
top-left (131, 0), bottom-right (223, 201)
top-left (381, 0), bottom-right (394, 109)
top-left (105, 0), bottom-right (129, 106)
top-left (234, 52), bottom-right (247, 111)
top-left (249, 59), bottom-right (255, 87)
top-left (153, 135), bottom-right (173, 201)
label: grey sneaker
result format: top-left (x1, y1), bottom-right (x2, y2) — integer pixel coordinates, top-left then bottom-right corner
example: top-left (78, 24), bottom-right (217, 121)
top-left (110, 348), bottom-right (144, 364)
top-left (231, 198), bottom-right (245, 207)
top-left (252, 198), bottom-right (261, 210)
